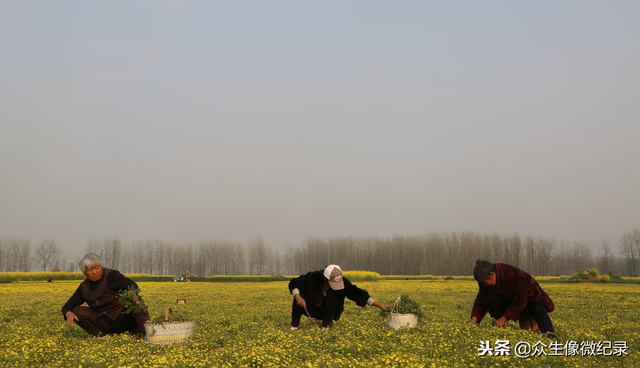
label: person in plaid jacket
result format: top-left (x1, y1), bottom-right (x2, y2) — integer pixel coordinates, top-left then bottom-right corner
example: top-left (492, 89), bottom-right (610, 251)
top-left (470, 259), bottom-right (557, 339)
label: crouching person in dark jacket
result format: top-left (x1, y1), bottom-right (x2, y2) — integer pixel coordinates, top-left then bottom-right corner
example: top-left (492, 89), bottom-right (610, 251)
top-left (288, 264), bottom-right (389, 331)
top-left (62, 253), bottom-right (150, 337)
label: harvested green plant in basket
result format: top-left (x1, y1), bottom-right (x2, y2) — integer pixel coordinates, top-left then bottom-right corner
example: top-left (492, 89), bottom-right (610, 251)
top-left (150, 307), bottom-right (193, 324)
top-left (117, 287), bottom-right (148, 314)
top-left (145, 307), bottom-right (196, 342)
top-left (380, 294), bottom-right (424, 320)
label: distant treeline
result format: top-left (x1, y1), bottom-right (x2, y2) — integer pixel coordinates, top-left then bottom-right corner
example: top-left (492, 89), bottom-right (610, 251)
top-left (0, 271), bottom-right (380, 283)
top-left (2, 272), bottom-right (639, 284)
top-left (1, 229), bottom-right (639, 277)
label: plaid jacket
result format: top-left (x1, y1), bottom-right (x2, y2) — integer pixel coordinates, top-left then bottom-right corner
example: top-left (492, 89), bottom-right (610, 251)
top-left (471, 263), bottom-right (555, 323)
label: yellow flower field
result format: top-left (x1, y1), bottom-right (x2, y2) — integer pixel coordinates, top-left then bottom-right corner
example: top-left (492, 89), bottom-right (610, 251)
top-left (0, 280), bottom-right (638, 367)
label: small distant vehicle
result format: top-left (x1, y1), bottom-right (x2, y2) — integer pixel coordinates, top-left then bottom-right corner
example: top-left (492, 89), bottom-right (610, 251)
top-left (173, 271), bottom-right (193, 282)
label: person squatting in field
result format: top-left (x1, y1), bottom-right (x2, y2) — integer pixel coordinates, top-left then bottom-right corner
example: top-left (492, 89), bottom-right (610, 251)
top-left (62, 253), bottom-right (150, 337)
top-left (288, 264), bottom-right (389, 331)
top-left (470, 259), bottom-right (558, 340)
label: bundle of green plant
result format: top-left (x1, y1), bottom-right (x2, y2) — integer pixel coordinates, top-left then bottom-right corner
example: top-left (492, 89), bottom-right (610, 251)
top-left (380, 294), bottom-right (424, 319)
top-left (151, 308), bottom-right (193, 324)
top-left (117, 287), bottom-right (148, 314)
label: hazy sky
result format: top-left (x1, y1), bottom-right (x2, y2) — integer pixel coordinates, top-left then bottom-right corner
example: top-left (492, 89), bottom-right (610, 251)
top-left (1, 1), bottom-right (639, 261)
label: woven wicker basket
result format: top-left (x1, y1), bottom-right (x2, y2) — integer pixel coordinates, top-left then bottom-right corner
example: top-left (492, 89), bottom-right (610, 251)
top-left (385, 296), bottom-right (418, 330)
top-left (386, 313), bottom-right (418, 330)
top-left (145, 307), bottom-right (196, 347)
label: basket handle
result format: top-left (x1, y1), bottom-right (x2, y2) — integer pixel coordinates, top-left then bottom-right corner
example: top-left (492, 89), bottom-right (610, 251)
top-left (164, 307), bottom-right (174, 322)
top-left (391, 296), bottom-right (401, 314)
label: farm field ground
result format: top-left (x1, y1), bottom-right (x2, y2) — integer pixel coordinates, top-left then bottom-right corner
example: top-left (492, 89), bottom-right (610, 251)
top-left (0, 280), bottom-right (638, 367)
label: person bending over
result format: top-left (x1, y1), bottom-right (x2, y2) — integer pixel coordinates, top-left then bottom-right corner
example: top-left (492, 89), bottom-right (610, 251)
top-left (470, 259), bottom-right (558, 339)
top-left (288, 264), bottom-right (389, 331)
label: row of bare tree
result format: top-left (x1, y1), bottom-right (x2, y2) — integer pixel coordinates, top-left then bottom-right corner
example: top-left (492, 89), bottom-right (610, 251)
top-left (1, 229), bottom-right (639, 276)
top-left (281, 233), bottom-right (632, 277)
top-left (0, 238), bottom-right (60, 272)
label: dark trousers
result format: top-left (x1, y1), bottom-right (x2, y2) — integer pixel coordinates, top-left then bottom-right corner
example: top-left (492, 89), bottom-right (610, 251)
top-left (485, 293), bottom-right (555, 333)
top-left (291, 295), bottom-right (340, 328)
top-left (73, 306), bottom-right (150, 337)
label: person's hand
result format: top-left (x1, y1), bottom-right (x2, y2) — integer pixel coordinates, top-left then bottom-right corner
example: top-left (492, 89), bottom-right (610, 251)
top-left (65, 311), bottom-right (78, 328)
top-left (294, 294), bottom-right (306, 308)
top-left (134, 293), bottom-right (142, 303)
top-left (493, 316), bottom-right (507, 327)
top-left (371, 301), bottom-right (389, 310)
top-left (470, 317), bottom-right (478, 326)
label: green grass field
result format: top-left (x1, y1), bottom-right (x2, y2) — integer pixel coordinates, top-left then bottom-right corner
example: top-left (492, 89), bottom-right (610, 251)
top-left (0, 280), bottom-right (638, 367)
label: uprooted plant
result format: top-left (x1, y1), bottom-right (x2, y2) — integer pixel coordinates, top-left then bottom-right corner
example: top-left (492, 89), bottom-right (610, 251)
top-left (380, 293), bottom-right (424, 320)
top-left (117, 287), bottom-right (148, 314)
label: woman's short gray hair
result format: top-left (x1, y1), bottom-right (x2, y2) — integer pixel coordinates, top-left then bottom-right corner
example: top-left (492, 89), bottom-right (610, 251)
top-left (79, 253), bottom-right (102, 273)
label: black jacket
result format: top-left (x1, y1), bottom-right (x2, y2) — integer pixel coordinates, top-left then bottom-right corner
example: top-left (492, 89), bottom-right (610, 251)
top-left (62, 269), bottom-right (137, 319)
top-left (288, 270), bottom-right (371, 312)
